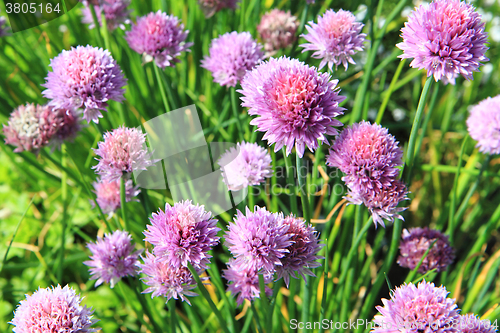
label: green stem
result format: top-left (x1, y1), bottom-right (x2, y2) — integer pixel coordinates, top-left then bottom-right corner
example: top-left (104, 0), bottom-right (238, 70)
top-left (128, 278), bottom-right (163, 333)
top-left (153, 64), bottom-right (171, 113)
top-left (250, 301), bottom-right (263, 333)
top-left (318, 241), bottom-right (329, 333)
top-left (89, 4), bottom-right (105, 48)
top-left (403, 76), bottom-right (433, 184)
top-left (100, 12), bottom-right (111, 51)
top-left (404, 239), bottom-right (438, 283)
top-left (375, 59), bottom-right (406, 124)
top-left (169, 300), bottom-right (176, 333)
top-left (120, 177), bottom-right (129, 231)
top-left (58, 144), bottom-right (68, 283)
top-left (296, 153), bottom-right (311, 223)
top-left (231, 87), bottom-right (245, 141)
top-left (283, 153), bottom-right (298, 215)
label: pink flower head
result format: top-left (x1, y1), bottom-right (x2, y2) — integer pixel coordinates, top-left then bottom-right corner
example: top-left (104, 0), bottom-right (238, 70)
top-left (459, 314), bottom-right (498, 333)
top-left (92, 178), bottom-right (140, 215)
top-left (125, 11), bottom-right (193, 69)
top-left (398, 227), bottom-right (455, 274)
top-left (257, 9), bottom-right (299, 54)
top-left (371, 281), bottom-right (460, 332)
top-left (143, 200), bottom-right (220, 271)
top-left (49, 107), bottom-right (82, 147)
top-left (93, 126), bottom-right (156, 182)
top-left (327, 121), bottom-right (408, 227)
top-left (81, 0), bottom-right (131, 31)
top-left (276, 215), bottom-right (323, 287)
top-left (300, 9), bottom-right (366, 71)
top-left (467, 95), bottom-right (500, 155)
top-left (201, 31), bottom-right (264, 87)
top-left (198, 0), bottom-right (239, 18)
top-left (84, 230), bottom-right (142, 288)
top-left (138, 251), bottom-right (201, 305)
top-left (10, 285), bottom-right (99, 333)
top-left (42, 45), bottom-right (127, 123)
top-left (223, 259), bottom-right (272, 305)
top-left (240, 57), bottom-right (345, 157)
top-left (397, 0), bottom-right (489, 84)
top-left (218, 141), bottom-right (273, 191)
top-left (225, 206), bottom-right (292, 273)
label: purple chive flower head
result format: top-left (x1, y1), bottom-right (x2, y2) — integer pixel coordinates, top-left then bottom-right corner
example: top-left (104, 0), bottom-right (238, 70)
top-left (397, 0), bottom-right (488, 84)
top-left (300, 9), bottom-right (366, 71)
top-left (198, 0), bottom-right (239, 18)
top-left (240, 57), bottom-right (345, 157)
top-left (49, 107), bottom-right (82, 147)
top-left (371, 281), bottom-right (460, 332)
top-left (276, 215), bottom-right (323, 287)
top-left (257, 10), bottom-right (299, 54)
top-left (201, 31), bottom-right (264, 87)
top-left (125, 11), bottom-right (193, 69)
top-left (459, 314), bottom-right (498, 333)
top-left (467, 95), bottom-right (500, 155)
top-left (0, 16), bottom-right (10, 37)
top-left (138, 251), bottom-right (201, 304)
top-left (144, 200), bottom-right (220, 270)
top-left (42, 45), bottom-right (127, 124)
top-left (81, 0), bottom-right (131, 31)
top-left (223, 259), bottom-right (272, 305)
top-left (84, 230), bottom-right (142, 288)
top-left (10, 285), bottom-right (99, 333)
top-left (218, 141), bottom-right (273, 191)
top-left (225, 206), bottom-right (292, 273)
top-left (397, 227), bottom-right (455, 274)
top-left (92, 178), bottom-right (140, 215)
top-left (93, 126), bottom-right (156, 182)
top-left (326, 121), bottom-right (408, 227)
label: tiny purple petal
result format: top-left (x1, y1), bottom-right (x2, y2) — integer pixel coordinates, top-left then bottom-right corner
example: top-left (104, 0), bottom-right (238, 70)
top-left (81, 0), bottom-right (131, 31)
top-left (223, 259), bottom-right (272, 305)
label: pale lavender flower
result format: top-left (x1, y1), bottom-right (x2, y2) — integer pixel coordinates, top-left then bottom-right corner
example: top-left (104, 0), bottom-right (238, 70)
top-left (92, 178), bottom-right (140, 215)
top-left (201, 31), bottom-right (264, 87)
top-left (42, 45), bottom-right (127, 123)
top-left (371, 281), bottom-right (460, 332)
top-left (225, 206), bottom-right (292, 273)
top-left (125, 11), bottom-right (193, 69)
top-left (10, 285), bottom-right (99, 333)
top-left (223, 259), bottom-right (272, 305)
top-left (143, 200), bottom-right (220, 270)
top-left (459, 314), bottom-right (498, 333)
top-left (93, 126), bottom-right (156, 182)
top-left (300, 9), bottom-right (366, 71)
top-left (240, 57), bottom-right (345, 157)
top-left (0, 16), bottom-right (10, 37)
top-left (397, 227), bottom-right (455, 274)
top-left (84, 230), bottom-right (142, 288)
top-left (198, 0), bottom-right (239, 18)
top-left (81, 0), bottom-right (131, 31)
top-left (467, 95), bottom-right (500, 155)
top-left (218, 141), bottom-right (273, 191)
top-left (138, 251), bottom-right (201, 305)
top-left (49, 107), bottom-right (82, 147)
top-left (326, 121), bottom-right (408, 227)
top-left (257, 10), bottom-right (299, 54)
top-left (397, 0), bottom-right (489, 84)
top-left (276, 215), bottom-right (323, 287)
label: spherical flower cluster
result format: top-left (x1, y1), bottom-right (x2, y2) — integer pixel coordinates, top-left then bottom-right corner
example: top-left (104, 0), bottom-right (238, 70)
top-left (81, 0), bottom-right (131, 31)
top-left (218, 141), bottom-right (273, 191)
top-left (138, 251), bottom-right (201, 304)
top-left (3, 103), bottom-right (81, 153)
top-left (326, 121), bottom-right (408, 227)
top-left (0, 16), bottom-right (10, 37)
top-left (93, 126), bottom-right (156, 182)
top-left (300, 9), bottom-right (366, 71)
top-left (459, 314), bottom-right (498, 333)
top-left (397, 227), bottom-right (455, 274)
top-left (240, 57), bottom-right (345, 157)
top-left (276, 215), bottom-right (323, 287)
top-left (125, 11), bottom-right (193, 69)
top-left (198, 0), bottom-right (239, 18)
top-left (257, 10), bottom-right (299, 54)
top-left (84, 230), bottom-right (142, 288)
top-left (10, 285), bottom-right (99, 333)
top-left (143, 200), bottom-right (220, 271)
top-left (466, 95), bottom-right (500, 155)
top-left (397, 0), bottom-right (488, 84)
top-left (201, 31), bottom-right (264, 87)
top-left (92, 178), bottom-right (140, 215)
top-left (371, 281), bottom-right (460, 332)
top-left (42, 45), bottom-right (127, 124)
top-left (223, 259), bottom-right (272, 305)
